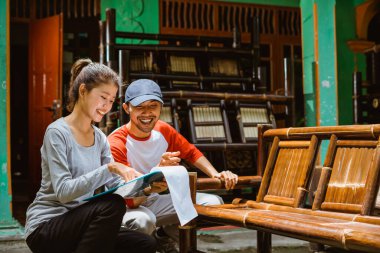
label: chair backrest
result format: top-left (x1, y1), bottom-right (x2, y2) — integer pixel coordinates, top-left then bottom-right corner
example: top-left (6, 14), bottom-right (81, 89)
top-left (168, 54), bottom-right (200, 89)
top-left (256, 132), bottom-right (319, 208)
top-left (160, 106), bottom-right (173, 124)
top-left (312, 135), bottom-right (380, 215)
top-left (160, 98), bottom-right (180, 132)
top-left (130, 52), bottom-right (154, 72)
top-left (169, 55), bottom-right (197, 74)
top-left (209, 57), bottom-right (245, 91)
top-left (236, 101), bottom-right (276, 142)
top-left (187, 99), bottom-right (231, 143)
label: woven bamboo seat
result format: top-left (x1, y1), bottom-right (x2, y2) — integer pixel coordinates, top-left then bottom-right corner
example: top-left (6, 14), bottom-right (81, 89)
top-left (195, 205), bottom-right (380, 252)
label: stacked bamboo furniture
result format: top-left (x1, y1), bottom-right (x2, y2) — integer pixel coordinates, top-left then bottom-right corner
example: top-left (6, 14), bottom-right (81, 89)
top-left (183, 124), bottom-right (380, 253)
top-left (100, 8), bottom-right (294, 176)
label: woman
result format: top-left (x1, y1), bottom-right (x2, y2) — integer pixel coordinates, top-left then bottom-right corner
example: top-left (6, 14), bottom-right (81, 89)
top-left (25, 59), bottom-right (156, 253)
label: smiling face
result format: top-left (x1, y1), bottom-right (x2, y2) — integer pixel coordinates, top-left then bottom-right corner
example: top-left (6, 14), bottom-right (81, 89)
top-left (123, 100), bottom-right (162, 138)
top-left (79, 82), bottom-right (118, 123)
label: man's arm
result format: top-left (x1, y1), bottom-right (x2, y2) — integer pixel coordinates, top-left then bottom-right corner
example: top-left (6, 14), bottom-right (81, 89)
top-left (192, 156), bottom-right (238, 190)
top-left (159, 150), bottom-right (238, 190)
top-left (160, 121), bottom-right (238, 189)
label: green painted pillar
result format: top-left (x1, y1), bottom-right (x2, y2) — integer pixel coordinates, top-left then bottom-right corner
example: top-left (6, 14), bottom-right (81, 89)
top-left (301, 0), bottom-right (338, 126)
top-left (316, 0), bottom-right (338, 126)
top-left (301, 0), bottom-right (338, 160)
top-left (300, 0), bottom-right (317, 126)
top-left (0, 0), bottom-right (24, 239)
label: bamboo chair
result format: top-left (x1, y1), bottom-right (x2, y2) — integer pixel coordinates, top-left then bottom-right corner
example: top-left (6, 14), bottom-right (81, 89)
top-left (190, 128), bottom-right (320, 253)
top-left (192, 125), bottom-right (380, 253)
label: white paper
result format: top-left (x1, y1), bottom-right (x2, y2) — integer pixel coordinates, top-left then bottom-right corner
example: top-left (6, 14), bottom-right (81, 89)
top-left (151, 166), bottom-right (198, 226)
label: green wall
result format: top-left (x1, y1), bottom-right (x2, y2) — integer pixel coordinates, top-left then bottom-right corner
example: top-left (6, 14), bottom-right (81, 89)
top-left (101, 0), bottom-right (159, 44)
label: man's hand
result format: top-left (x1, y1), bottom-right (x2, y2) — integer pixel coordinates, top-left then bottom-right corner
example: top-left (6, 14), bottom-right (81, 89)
top-left (143, 181), bottom-right (168, 195)
top-left (125, 196), bottom-right (147, 209)
top-left (158, 151), bottom-right (181, 166)
top-left (213, 170), bottom-right (238, 190)
top-left (107, 162), bottom-right (142, 182)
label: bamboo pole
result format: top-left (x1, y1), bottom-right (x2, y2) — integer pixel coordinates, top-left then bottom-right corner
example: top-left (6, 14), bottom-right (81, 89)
top-left (161, 91), bottom-right (292, 103)
top-left (256, 137), bottom-right (280, 202)
top-left (294, 135), bottom-right (319, 207)
top-left (264, 125), bottom-right (380, 140)
top-left (361, 143), bottom-right (380, 215)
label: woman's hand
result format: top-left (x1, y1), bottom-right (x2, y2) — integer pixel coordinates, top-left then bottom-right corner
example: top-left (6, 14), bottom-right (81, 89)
top-left (107, 162), bottom-right (142, 182)
top-left (213, 170), bottom-right (238, 190)
top-left (158, 151), bottom-right (181, 166)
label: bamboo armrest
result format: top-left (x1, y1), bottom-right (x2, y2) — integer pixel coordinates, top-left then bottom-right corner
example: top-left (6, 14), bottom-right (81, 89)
top-left (197, 175), bottom-right (262, 190)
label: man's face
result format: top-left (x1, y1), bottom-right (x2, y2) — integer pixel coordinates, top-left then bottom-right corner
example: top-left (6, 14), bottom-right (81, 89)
top-left (124, 100), bottom-right (162, 137)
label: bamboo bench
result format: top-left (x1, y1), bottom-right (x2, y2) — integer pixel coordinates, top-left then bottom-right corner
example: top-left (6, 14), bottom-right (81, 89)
top-left (183, 124), bottom-right (380, 253)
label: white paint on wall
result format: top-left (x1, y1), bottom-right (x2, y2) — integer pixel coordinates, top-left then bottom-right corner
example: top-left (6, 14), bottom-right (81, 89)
top-left (321, 80), bottom-right (330, 88)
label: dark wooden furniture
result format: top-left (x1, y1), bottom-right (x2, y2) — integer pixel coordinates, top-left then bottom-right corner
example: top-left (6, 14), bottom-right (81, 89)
top-left (159, 0), bottom-right (302, 93)
top-left (186, 124), bottom-right (380, 253)
top-left (347, 40), bottom-right (380, 125)
top-left (101, 8), bottom-right (295, 176)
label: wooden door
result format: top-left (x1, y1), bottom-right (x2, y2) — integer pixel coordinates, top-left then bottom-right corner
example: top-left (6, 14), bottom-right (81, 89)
top-left (28, 14), bottom-right (62, 195)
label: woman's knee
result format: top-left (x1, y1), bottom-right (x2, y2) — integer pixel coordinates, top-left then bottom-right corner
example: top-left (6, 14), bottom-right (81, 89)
top-left (208, 194), bottom-right (224, 205)
top-left (102, 194), bottom-right (127, 217)
top-left (122, 209), bottom-right (156, 235)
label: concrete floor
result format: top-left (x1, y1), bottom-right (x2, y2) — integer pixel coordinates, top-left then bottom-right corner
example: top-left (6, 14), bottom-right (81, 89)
top-left (197, 227), bottom-right (310, 253)
top-left (0, 226), bottom-right (311, 253)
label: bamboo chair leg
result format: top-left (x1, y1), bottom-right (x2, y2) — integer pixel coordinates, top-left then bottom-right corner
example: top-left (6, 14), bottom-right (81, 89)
top-left (257, 231), bottom-right (272, 253)
top-left (309, 242), bottom-right (325, 253)
top-left (179, 172), bottom-right (199, 253)
top-left (179, 224), bottom-right (197, 253)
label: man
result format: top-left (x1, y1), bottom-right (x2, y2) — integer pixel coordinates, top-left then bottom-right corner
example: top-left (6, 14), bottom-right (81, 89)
top-left (108, 79), bottom-right (238, 253)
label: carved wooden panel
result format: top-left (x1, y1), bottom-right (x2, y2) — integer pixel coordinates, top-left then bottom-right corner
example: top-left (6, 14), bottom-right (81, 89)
top-left (160, 0), bottom-right (301, 41)
top-left (11, 0), bottom-right (100, 22)
top-left (159, 0), bottom-right (301, 93)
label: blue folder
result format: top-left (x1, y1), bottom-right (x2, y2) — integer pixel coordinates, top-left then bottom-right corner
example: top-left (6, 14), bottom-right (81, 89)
top-left (85, 170), bottom-right (164, 201)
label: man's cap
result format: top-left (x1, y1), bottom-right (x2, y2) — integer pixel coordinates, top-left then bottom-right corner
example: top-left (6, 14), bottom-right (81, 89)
top-left (125, 79), bottom-right (163, 106)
